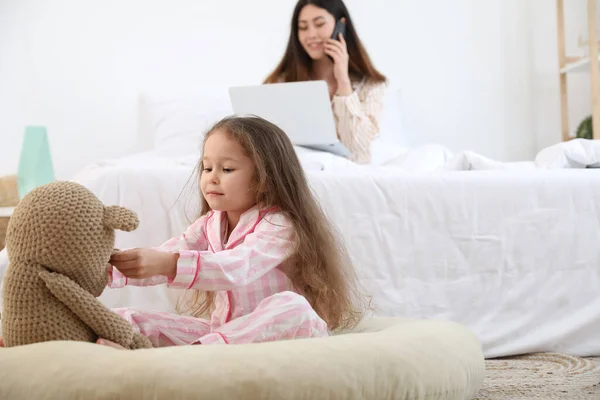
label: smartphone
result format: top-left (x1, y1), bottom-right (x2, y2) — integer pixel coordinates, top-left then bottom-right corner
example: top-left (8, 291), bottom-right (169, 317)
top-left (331, 19), bottom-right (346, 41)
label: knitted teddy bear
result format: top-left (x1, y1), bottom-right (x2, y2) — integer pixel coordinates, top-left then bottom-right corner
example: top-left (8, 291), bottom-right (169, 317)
top-left (1, 181), bottom-right (153, 349)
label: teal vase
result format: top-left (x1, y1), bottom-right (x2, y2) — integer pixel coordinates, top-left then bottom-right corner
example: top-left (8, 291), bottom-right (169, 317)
top-left (17, 126), bottom-right (55, 199)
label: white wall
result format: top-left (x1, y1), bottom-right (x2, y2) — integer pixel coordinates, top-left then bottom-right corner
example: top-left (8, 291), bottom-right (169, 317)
top-left (0, 0), bottom-right (575, 179)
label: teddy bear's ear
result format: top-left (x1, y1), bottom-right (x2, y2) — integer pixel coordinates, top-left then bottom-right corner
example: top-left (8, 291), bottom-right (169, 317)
top-left (103, 206), bottom-right (139, 232)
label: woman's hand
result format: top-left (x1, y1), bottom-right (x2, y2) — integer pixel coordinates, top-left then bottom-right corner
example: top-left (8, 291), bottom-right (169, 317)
top-left (109, 248), bottom-right (178, 280)
top-left (325, 33), bottom-right (353, 96)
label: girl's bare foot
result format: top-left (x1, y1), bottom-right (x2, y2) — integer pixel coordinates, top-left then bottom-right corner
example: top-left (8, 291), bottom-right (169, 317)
top-left (96, 338), bottom-right (126, 350)
top-left (1, 336), bottom-right (128, 349)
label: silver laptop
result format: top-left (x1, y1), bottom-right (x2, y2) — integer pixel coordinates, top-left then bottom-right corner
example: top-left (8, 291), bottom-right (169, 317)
top-left (228, 81), bottom-right (350, 157)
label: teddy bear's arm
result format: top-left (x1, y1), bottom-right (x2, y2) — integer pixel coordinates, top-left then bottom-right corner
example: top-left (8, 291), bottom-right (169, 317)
top-left (38, 270), bottom-right (135, 347)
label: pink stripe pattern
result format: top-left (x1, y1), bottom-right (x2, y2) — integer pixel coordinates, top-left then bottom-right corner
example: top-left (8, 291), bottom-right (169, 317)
top-left (109, 205), bottom-right (329, 346)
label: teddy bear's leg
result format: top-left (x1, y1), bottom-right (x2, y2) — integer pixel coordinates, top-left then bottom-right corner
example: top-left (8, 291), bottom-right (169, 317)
top-left (131, 332), bottom-right (154, 349)
top-left (39, 270), bottom-right (136, 346)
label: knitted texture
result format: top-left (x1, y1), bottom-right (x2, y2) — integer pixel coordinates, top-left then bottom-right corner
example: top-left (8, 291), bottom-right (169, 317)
top-left (2, 181), bottom-right (152, 349)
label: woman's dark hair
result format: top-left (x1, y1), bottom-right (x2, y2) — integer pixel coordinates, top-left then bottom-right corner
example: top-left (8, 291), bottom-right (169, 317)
top-left (265, 0), bottom-right (387, 84)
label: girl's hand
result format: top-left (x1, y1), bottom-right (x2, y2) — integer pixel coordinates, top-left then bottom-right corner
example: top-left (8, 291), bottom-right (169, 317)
top-left (109, 248), bottom-right (178, 279)
top-left (325, 34), bottom-right (352, 96)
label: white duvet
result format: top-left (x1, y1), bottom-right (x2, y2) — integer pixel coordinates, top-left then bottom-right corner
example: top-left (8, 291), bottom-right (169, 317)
top-left (1, 139), bottom-right (599, 359)
top-left (68, 138), bottom-right (600, 175)
top-left (382, 138), bottom-right (600, 171)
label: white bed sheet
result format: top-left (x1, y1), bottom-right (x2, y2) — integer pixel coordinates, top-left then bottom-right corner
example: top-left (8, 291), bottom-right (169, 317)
top-left (1, 151), bottom-right (600, 358)
top-left (309, 168), bottom-right (600, 358)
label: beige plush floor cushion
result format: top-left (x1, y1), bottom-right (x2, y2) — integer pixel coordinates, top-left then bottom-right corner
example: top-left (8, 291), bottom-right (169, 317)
top-left (0, 317), bottom-right (485, 399)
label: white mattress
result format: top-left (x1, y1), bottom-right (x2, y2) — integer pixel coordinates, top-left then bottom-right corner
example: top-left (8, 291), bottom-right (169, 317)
top-left (1, 151), bottom-right (600, 359)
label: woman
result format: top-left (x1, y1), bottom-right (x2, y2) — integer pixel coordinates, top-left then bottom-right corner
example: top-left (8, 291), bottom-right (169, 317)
top-left (265, 0), bottom-right (387, 164)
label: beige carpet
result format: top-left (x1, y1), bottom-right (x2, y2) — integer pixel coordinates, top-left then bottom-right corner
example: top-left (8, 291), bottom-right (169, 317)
top-left (474, 353), bottom-right (600, 399)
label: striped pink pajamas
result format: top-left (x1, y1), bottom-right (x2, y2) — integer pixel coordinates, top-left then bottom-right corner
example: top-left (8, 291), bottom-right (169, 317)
top-left (108, 206), bottom-right (328, 347)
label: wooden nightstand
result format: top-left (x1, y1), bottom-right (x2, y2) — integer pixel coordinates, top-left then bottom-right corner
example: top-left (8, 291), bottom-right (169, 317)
top-left (0, 175), bottom-right (19, 251)
top-left (0, 207), bottom-right (14, 250)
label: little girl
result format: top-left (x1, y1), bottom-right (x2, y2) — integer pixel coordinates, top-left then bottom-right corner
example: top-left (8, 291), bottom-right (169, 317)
top-left (101, 115), bottom-right (367, 348)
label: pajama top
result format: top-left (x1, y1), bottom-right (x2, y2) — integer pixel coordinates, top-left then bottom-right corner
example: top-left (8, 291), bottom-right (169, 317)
top-left (108, 206), bottom-right (297, 327)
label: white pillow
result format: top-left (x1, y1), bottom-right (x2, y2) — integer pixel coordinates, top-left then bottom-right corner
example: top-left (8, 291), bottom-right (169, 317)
top-left (370, 87), bottom-right (408, 165)
top-left (535, 138), bottom-right (600, 169)
top-left (293, 146), bottom-right (361, 171)
top-left (378, 88), bottom-right (405, 142)
top-left (370, 139), bottom-right (409, 166)
top-left (384, 144), bottom-right (455, 171)
top-left (135, 84), bottom-right (408, 164)
top-left (136, 87), bottom-right (233, 154)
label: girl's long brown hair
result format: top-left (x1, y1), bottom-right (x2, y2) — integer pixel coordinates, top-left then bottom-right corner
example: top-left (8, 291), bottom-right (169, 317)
top-left (179, 115), bottom-right (368, 331)
top-left (264, 0), bottom-right (387, 85)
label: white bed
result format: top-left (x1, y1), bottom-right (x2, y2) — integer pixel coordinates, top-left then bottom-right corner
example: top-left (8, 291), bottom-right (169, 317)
top-left (2, 84), bottom-right (600, 358)
top-left (2, 146), bottom-right (597, 359)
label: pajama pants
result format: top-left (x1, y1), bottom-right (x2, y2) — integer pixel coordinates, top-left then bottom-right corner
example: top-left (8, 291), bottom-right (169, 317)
top-left (112, 291), bottom-right (329, 347)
